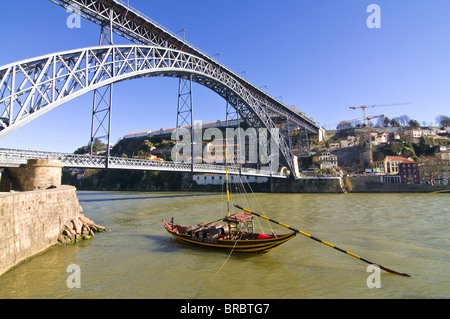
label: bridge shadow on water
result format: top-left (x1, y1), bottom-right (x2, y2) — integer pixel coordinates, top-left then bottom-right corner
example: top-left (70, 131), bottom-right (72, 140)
top-left (78, 193), bottom-right (218, 203)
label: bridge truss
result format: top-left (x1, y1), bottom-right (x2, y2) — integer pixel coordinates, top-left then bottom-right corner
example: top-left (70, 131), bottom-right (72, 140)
top-left (0, 0), bottom-right (320, 176)
top-left (0, 148), bottom-right (286, 179)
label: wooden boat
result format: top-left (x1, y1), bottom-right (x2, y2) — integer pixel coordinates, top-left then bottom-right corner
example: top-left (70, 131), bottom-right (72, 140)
top-left (163, 212), bottom-right (296, 253)
top-left (163, 148), bottom-right (295, 253)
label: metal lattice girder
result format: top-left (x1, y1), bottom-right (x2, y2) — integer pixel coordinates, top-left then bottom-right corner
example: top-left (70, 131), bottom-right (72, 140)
top-left (0, 148), bottom-right (288, 178)
top-left (176, 77), bottom-right (193, 129)
top-left (0, 45), bottom-right (301, 173)
top-left (90, 18), bottom-right (114, 158)
top-left (175, 76), bottom-right (193, 164)
top-left (49, 0), bottom-right (319, 134)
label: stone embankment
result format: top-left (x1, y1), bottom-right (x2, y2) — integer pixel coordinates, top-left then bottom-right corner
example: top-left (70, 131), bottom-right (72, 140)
top-left (0, 185), bottom-right (107, 276)
top-left (345, 175), bottom-right (450, 193)
top-left (271, 177), bottom-right (346, 193)
top-left (0, 159), bottom-right (107, 277)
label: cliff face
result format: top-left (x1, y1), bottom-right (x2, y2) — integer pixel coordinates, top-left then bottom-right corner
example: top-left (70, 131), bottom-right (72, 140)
top-left (62, 169), bottom-right (186, 192)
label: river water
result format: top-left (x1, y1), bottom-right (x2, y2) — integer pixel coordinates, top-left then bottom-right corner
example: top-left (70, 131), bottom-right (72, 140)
top-left (0, 191), bottom-right (448, 299)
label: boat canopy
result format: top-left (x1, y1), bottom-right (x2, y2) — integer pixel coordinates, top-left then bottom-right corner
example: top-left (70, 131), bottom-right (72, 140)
top-left (223, 213), bottom-right (253, 224)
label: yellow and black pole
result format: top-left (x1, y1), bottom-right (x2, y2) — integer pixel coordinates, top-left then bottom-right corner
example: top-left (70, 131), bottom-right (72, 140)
top-left (234, 204), bottom-right (411, 277)
top-left (225, 148), bottom-right (231, 216)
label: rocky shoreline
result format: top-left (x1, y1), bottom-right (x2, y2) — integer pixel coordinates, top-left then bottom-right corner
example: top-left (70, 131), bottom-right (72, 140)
top-left (58, 214), bottom-right (108, 245)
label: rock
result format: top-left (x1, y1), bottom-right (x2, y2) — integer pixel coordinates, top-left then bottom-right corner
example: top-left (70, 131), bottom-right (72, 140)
top-left (63, 224), bottom-right (75, 237)
top-left (79, 215), bottom-right (94, 226)
top-left (94, 224), bottom-right (107, 233)
top-left (58, 215), bottom-right (107, 245)
top-left (79, 216), bottom-right (107, 233)
top-left (71, 219), bottom-right (83, 235)
top-left (58, 224), bottom-right (76, 245)
top-left (81, 225), bottom-right (94, 240)
top-left (58, 236), bottom-right (68, 245)
top-left (81, 225), bottom-right (90, 235)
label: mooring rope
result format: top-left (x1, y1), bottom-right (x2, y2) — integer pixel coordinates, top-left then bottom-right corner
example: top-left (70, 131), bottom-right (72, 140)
top-left (194, 234), bottom-right (241, 299)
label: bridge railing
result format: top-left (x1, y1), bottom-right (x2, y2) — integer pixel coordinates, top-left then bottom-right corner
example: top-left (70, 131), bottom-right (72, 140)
top-left (0, 148), bottom-right (287, 178)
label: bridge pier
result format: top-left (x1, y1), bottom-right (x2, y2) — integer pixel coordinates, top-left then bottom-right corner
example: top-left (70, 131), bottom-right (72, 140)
top-left (1, 159), bottom-right (62, 192)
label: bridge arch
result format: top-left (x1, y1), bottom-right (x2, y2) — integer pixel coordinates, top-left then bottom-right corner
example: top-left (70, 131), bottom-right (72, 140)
top-left (0, 45), bottom-right (294, 172)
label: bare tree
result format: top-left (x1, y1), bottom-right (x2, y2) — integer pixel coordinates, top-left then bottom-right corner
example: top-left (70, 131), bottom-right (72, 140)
top-left (436, 115), bottom-right (450, 127)
top-left (393, 114), bottom-right (410, 127)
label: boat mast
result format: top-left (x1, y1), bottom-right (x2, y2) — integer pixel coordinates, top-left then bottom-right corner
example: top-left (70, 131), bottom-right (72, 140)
top-left (225, 147), bottom-right (231, 216)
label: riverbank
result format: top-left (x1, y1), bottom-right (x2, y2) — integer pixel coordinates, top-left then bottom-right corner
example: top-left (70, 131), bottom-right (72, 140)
top-left (345, 176), bottom-right (450, 193)
top-left (62, 169), bottom-right (449, 194)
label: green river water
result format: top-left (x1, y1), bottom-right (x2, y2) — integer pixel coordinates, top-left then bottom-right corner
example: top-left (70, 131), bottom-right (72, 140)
top-left (0, 191), bottom-right (448, 299)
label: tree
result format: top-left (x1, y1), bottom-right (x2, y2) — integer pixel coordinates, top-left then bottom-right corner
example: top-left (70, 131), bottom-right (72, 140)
top-left (336, 121), bottom-right (354, 130)
top-left (140, 140), bottom-right (155, 153)
top-left (393, 114), bottom-right (410, 127)
top-left (408, 119), bottom-right (420, 128)
top-left (390, 119), bottom-right (400, 127)
top-left (436, 115), bottom-right (450, 127)
top-left (74, 138), bottom-right (106, 154)
top-left (377, 117), bottom-right (391, 127)
top-left (419, 156), bottom-right (449, 184)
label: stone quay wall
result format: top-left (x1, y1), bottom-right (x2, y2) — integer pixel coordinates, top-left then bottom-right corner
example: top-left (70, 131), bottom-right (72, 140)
top-left (0, 185), bottom-right (83, 276)
top-left (0, 159), bottom-right (106, 277)
top-left (271, 177), bottom-right (346, 193)
top-left (346, 176), bottom-right (450, 193)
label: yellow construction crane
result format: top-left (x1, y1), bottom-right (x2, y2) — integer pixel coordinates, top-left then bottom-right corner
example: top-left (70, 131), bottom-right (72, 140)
top-left (366, 114), bottom-right (386, 170)
top-left (332, 114), bottom-right (386, 170)
top-left (349, 103), bottom-right (411, 126)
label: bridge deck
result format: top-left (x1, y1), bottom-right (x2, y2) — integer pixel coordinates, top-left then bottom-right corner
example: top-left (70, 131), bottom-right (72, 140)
top-left (0, 148), bottom-right (287, 179)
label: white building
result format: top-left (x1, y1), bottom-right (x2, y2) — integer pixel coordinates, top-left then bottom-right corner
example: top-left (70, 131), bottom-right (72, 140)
top-left (318, 152), bottom-right (338, 170)
top-left (193, 174), bottom-right (268, 185)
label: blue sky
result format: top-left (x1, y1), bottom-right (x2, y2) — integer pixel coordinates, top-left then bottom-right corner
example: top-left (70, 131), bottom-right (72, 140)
top-left (0, 0), bottom-right (449, 153)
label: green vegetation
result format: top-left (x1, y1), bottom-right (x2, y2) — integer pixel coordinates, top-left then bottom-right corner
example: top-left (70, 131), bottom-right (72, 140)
top-left (74, 138), bottom-right (107, 155)
top-left (378, 140), bottom-right (415, 158)
top-left (376, 136), bottom-right (448, 162)
top-left (65, 135), bottom-right (181, 191)
top-left (110, 136), bottom-right (174, 158)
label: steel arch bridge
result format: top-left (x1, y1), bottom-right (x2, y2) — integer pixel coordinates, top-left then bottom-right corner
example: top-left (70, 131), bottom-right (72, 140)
top-left (0, 0), bottom-right (320, 176)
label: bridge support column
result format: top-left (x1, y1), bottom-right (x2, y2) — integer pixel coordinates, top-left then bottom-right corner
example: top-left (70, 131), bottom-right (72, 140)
top-left (176, 76), bottom-right (194, 167)
top-left (2, 159), bottom-right (62, 192)
top-left (90, 8), bottom-right (114, 167)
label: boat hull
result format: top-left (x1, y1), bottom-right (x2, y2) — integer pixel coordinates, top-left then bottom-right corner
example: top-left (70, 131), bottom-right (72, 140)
top-left (163, 220), bottom-right (296, 253)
